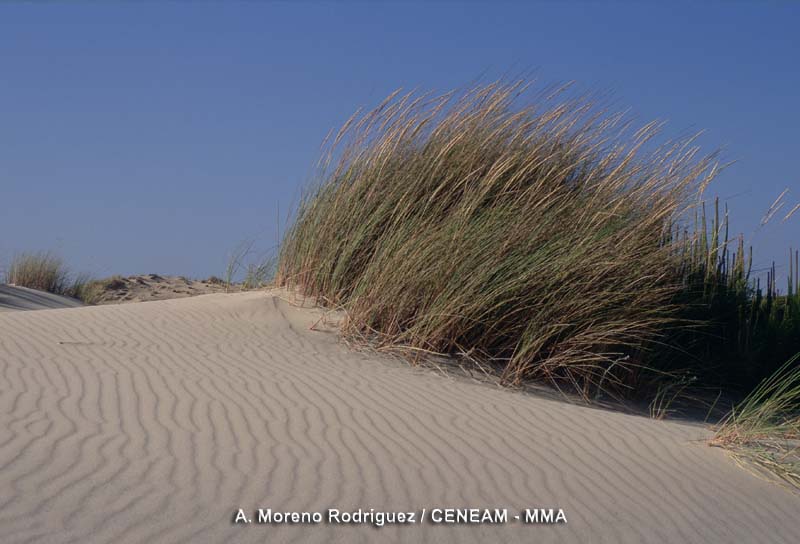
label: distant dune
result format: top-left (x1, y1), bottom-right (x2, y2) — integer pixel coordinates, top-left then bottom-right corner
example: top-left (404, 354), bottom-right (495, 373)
top-left (0, 290), bottom-right (798, 543)
top-left (0, 284), bottom-right (84, 312)
top-left (87, 274), bottom-right (229, 305)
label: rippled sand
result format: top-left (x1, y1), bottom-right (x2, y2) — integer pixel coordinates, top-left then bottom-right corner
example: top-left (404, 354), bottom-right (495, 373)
top-left (1, 290), bottom-right (798, 543)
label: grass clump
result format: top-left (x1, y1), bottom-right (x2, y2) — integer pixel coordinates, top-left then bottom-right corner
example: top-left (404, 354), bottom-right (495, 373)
top-left (5, 251), bottom-right (98, 303)
top-left (73, 275), bottom-right (126, 305)
top-left (669, 197), bottom-right (800, 388)
top-left (243, 259), bottom-right (275, 290)
top-left (711, 353), bottom-right (800, 490)
top-left (224, 240), bottom-right (276, 291)
top-left (277, 81), bottom-right (720, 398)
top-left (6, 252), bottom-right (72, 294)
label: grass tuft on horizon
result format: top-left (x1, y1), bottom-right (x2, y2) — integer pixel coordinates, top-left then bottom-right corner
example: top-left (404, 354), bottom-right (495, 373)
top-left (5, 252), bottom-right (98, 303)
top-left (6, 252), bottom-right (71, 294)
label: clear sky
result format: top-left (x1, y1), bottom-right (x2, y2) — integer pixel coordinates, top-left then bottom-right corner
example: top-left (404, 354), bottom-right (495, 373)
top-left (1, 2), bottom-right (798, 280)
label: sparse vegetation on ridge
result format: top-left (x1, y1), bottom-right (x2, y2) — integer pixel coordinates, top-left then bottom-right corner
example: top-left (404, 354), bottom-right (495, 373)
top-left (4, 251), bottom-right (96, 302)
top-left (224, 240), bottom-right (277, 292)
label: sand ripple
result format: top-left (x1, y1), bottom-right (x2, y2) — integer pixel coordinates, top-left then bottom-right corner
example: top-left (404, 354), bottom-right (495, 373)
top-left (1, 291), bottom-right (798, 543)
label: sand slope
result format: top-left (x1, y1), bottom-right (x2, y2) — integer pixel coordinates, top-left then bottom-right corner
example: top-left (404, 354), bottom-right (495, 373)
top-left (0, 291), bottom-right (798, 543)
top-left (0, 285), bottom-right (83, 313)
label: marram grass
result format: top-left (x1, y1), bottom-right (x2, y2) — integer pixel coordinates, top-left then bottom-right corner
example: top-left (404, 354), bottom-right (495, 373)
top-left (711, 353), bottom-right (800, 491)
top-left (6, 252), bottom-right (72, 294)
top-left (670, 197), bottom-right (800, 387)
top-left (5, 252), bottom-right (97, 303)
top-left (277, 81), bottom-right (720, 398)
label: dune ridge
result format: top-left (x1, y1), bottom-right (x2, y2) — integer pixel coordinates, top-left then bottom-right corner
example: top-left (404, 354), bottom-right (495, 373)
top-left (0, 291), bottom-right (798, 543)
top-left (0, 285), bottom-right (83, 312)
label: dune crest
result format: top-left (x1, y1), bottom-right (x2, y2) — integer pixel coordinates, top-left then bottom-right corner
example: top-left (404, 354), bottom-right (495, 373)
top-left (0, 284), bottom-right (83, 312)
top-left (0, 291), bottom-right (797, 543)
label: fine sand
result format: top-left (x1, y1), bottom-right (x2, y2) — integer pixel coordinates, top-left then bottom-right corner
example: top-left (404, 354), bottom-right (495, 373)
top-left (0, 285), bottom-right (83, 313)
top-left (1, 290), bottom-right (798, 543)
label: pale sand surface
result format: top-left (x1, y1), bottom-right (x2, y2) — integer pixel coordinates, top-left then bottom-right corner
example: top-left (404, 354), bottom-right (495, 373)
top-left (1, 290), bottom-right (798, 543)
top-left (0, 285), bottom-right (83, 312)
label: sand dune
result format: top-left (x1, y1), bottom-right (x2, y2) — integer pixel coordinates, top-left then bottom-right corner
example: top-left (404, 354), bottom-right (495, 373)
top-left (0, 285), bottom-right (83, 312)
top-left (0, 291), bottom-right (797, 543)
top-left (88, 274), bottom-right (229, 305)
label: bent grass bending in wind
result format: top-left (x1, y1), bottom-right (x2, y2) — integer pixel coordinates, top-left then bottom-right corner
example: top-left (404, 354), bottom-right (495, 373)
top-left (276, 80), bottom-right (721, 399)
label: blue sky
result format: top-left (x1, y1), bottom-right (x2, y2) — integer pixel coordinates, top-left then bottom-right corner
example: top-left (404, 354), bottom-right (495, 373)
top-left (1, 2), bottom-right (798, 280)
